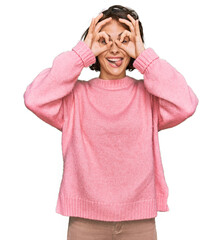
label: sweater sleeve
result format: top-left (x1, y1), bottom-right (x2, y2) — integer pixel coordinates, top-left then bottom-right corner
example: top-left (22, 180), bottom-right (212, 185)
top-left (23, 41), bottom-right (96, 131)
top-left (133, 48), bottom-right (199, 131)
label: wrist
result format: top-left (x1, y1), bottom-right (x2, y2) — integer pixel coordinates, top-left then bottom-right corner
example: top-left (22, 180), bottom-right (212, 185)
top-left (136, 47), bottom-right (146, 58)
top-left (72, 41), bottom-right (96, 67)
top-left (133, 48), bottom-right (159, 74)
top-left (84, 39), bottom-right (92, 50)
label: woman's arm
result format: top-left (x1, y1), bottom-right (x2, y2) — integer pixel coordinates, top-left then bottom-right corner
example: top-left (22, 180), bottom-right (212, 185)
top-left (23, 41), bottom-right (95, 131)
top-left (23, 41), bottom-right (96, 131)
top-left (133, 48), bottom-right (199, 131)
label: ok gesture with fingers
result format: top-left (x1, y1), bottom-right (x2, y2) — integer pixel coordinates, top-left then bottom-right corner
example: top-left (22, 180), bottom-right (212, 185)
top-left (115, 14), bottom-right (145, 59)
top-left (84, 13), bottom-right (113, 57)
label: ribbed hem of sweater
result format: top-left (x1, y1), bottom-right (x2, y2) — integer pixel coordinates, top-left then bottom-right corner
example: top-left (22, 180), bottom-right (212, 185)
top-left (88, 76), bottom-right (135, 90)
top-left (56, 194), bottom-right (169, 221)
top-left (133, 48), bottom-right (159, 74)
top-left (72, 41), bottom-right (96, 67)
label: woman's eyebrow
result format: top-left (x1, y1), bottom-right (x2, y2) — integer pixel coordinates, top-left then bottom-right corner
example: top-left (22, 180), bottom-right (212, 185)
top-left (107, 32), bottom-right (123, 39)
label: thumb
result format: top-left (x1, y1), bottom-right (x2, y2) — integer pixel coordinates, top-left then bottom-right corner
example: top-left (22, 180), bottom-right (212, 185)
top-left (115, 40), bottom-right (126, 51)
top-left (100, 41), bottom-right (113, 52)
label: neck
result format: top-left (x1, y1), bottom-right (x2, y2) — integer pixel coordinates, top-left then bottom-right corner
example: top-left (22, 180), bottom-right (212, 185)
top-left (99, 71), bottom-right (126, 80)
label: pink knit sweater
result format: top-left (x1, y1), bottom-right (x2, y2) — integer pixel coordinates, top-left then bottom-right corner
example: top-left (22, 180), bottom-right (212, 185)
top-left (23, 41), bottom-right (199, 221)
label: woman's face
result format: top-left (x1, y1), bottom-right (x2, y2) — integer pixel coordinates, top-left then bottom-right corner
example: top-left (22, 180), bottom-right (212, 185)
top-left (98, 19), bottom-right (131, 80)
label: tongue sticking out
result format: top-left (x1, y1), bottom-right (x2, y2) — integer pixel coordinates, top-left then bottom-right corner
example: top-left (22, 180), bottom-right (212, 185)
top-left (115, 59), bottom-right (122, 67)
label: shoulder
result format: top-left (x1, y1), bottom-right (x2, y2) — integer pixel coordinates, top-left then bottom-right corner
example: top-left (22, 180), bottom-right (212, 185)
top-left (133, 78), bottom-right (149, 92)
top-left (73, 79), bottom-right (88, 91)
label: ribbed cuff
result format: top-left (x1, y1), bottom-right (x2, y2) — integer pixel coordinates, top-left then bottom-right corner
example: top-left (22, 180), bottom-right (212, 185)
top-left (133, 48), bottom-right (159, 74)
top-left (72, 41), bottom-right (96, 67)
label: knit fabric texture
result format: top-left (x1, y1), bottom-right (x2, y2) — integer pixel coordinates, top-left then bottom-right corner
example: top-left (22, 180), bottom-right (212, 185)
top-left (23, 40), bottom-right (199, 221)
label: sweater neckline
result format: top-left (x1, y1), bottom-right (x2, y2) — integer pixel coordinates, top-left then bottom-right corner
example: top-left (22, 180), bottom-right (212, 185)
top-left (89, 76), bottom-right (135, 90)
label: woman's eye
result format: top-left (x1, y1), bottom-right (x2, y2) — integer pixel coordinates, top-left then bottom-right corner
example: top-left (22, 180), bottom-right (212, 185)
top-left (100, 39), bottom-right (106, 44)
top-left (122, 37), bottom-right (129, 43)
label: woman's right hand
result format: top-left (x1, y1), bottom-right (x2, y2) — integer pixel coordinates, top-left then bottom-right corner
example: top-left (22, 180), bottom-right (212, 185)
top-left (84, 13), bottom-right (113, 57)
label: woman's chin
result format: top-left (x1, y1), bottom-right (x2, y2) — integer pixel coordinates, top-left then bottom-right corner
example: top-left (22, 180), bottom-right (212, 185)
top-left (106, 64), bottom-right (126, 74)
top-left (99, 59), bottom-right (130, 78)
top-left (108, 69), bottom-right (125, 78)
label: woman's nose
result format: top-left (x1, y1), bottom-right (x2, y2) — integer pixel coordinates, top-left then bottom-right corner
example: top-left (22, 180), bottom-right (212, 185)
top-left (110, 41), bottom-right (119, 53)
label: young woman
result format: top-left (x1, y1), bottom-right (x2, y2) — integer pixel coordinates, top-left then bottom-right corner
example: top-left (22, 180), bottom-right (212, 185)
top-left (24, 5), bottom-right (199, 240)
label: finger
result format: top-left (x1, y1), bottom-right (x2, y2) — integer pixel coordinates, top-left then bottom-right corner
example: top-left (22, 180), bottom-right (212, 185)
top-left (127, 14), bottom-right (136, 26)
top-left (97, 41), bottom-right (112, 55)
top-left (91, 13), bottom-right (103, 34)
top-left (96, 31), bottom-right (110, 44)
top-left (120, 30), bottom-right (131, 43)
top-left (95, 17), bottom-right (112, 33)
top-left (115, 39), bottom-right (127, 51)
top-left (100, 41), bottom-right (113, 52)
top-left (94, 12), bottom-right (104, 25)
top-left (118, 18), bottom-right (134, 33)
top-left (88, 18), bottom-right (95, 34)
top-left (135, 20), bottom-right (141, 37)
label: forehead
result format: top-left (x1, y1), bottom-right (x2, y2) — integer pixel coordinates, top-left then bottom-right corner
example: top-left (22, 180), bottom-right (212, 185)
top-left (100, 19), bottom-right (127, 37)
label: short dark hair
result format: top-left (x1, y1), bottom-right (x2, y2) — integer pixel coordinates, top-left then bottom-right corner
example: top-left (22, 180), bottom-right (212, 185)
top-left (80, 5), bottom-right (145, 72)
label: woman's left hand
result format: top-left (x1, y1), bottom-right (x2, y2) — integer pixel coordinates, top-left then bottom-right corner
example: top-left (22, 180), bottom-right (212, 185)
top-left (115, 14), bottom-right (145, 59)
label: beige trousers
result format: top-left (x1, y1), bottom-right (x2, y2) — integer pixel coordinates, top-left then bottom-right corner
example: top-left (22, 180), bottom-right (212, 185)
top-left (67, 216), bottom-right (157, 240)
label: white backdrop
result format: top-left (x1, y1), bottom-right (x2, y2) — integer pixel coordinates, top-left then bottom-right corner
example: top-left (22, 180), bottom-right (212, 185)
top-left (0, 0), bottom-right (221, 239)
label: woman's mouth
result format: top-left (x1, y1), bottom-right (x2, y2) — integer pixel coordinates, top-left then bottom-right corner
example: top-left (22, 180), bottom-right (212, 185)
top-left (106, 57), bottom-right (123, 68)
